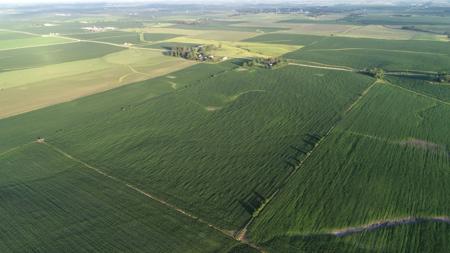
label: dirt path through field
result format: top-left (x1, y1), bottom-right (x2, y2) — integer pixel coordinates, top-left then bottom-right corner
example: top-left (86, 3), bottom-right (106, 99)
top-left (288, 62), bottom-right (354, 72)
top-left (306, 48), bottom-right (448, 56)
top-left (0, 41), bottom-right (79, 51)
top-left (127, 65), bottom-right (151, 77)
top-left (328, 216), bottom-right (450, 237)
top-left (0, 142), bottom-right (34, 158)
top-left (38, 140), bottom-right (264, 252)
top-left (385, 81), bottom-right (450, 107)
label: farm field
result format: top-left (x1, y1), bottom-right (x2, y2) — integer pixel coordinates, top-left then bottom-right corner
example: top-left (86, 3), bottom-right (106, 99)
top-left (0, 63), bottom-right (375, 231)
top-left (0, 32), bottom-right (74, 50)
top-left (0, 143), bottom-right (241, 252)
top-left (0, 48), bottom-right (194, 119)
top-left (0, 3), bottom-right (449, 253)
top-left (163, 36), bottom-right (302, 58)
top-left (246, 33), bottom-right (450, 71)
top-left (0, 42), bottom-right (124, 72)
top-left (247, 83), bottom-right (450, 251)
top-left (68, 31), bottom-right (181, 45)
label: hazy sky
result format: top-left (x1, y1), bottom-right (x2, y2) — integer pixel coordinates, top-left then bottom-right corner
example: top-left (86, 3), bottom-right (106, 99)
top-left (1, 0), bottom-right (447, 4)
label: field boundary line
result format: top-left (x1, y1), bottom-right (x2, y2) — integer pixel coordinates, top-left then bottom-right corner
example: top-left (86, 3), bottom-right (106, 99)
top-left (0, 28), bottom-right (42, 37)
top-left (385, 81), bottom-right (450, 107)
top-left (0, 41), bottom-right (79, 52)
top-left (289, 216), bottom-right (450, 238)
top-left (0, 29), bottom-right (164, 53)
top-left (236, 79), bottom-right (379, 241)
top-left (127, 65), bottom-right (151, 77)
top-left (345, 80), bottom-right (379, 113)
top-left (0, 142), bottom-right (34, 158)
top-left (288, 62), bottom-right (355, 72)
top-left (331, 216), bottom-right (450, 237)
top-left (306, 47), bottom-right (448, 56)
top-left (39, 140), bottom-right (264, 252)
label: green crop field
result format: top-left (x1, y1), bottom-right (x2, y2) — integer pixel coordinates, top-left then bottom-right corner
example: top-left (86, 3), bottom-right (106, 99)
top-left (385, 76), bottom-right (450, 103)
top-left (0, 42), bottom-right (124, 72)
top-left (246, 33), bottom-right (450, 71)
top-left (0, 3), bottom-right (449, 253)
top-left (0, 36), bottom-right (74, 50)
top-left (247, 83), bottom-right (450, 251)
top-left (0, 63), bottom-right (374, 231)
top-left (0, 143), bottom-right (240, 252)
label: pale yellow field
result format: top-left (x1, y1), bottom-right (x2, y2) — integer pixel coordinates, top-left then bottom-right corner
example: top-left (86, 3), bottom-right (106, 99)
top-left (337, 25), bottom-right (443, 40)
top-left (164, 37), bottom-right (302, 58)
top-left (279, 24), bottom-right (356, 36)
top-left (0, 49), bottom-right (195, 119)
top-left (125, 27), bottom-right (205, 36)
top-left (191, 30), bottom-right (259, 42)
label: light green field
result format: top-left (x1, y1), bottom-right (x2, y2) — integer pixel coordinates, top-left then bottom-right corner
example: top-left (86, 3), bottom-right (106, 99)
top-left (0, 36), bottom-right (75, 50)
top-left (164, 37), bottom-right (302, 58)
top-left (0, 48), bottom-right (195, 119)
top-left (191, 30), bottom-right (260, 42)
top-left (337, 25), bottom-right (445, 41)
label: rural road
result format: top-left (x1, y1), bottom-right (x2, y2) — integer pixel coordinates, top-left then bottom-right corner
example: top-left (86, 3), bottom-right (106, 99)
top-left (0, 28), bottom-right (164, 52)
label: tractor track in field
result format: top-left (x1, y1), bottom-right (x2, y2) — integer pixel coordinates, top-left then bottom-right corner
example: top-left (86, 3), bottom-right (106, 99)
top-left (38, 140), bottom-right (265, 253)
top-left (0, 141), bottom-right (35, 158)
top-left (288, 62), bottom-right (355, 72)
top-left (385, 80), bottom-right (450, 107)
top-left (0, 41), bottom-right (79, 51)
top-left (235, 79), bottom-right (380, 241)
top-left (306, 47), bottom-right (448, 56)
top-left (331, 216), bottom-right (450, 237)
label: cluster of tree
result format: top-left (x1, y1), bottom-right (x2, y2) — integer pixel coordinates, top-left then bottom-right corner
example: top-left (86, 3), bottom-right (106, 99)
top-left (175, 18), bottom-right (209, 25)
top-left (436, 72), bottom-right (450, 83)
top-left (165, 44), bottom-right (218, 61)
top-left (361, 67), bottom-right (385, 79)
top-left (401, 25), bottom-right (443, 35)
top-left (242, 57), bottom-right (285, 69)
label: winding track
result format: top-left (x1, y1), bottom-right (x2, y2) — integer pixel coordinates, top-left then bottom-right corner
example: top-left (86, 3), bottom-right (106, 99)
top-left (331, 216), bottom-right (450, 237)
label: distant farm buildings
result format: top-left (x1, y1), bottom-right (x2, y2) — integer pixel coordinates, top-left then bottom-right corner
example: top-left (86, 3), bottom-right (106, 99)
top-left (81, 26), bottom-right (116, 32)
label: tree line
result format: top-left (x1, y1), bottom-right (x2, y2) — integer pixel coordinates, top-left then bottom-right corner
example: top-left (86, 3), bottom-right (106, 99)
top-left (165, 44), bottom-right (218, 61)
top-left (242, 57), bottom-right (286, 69)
